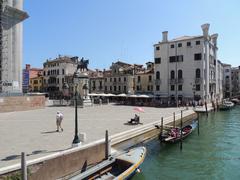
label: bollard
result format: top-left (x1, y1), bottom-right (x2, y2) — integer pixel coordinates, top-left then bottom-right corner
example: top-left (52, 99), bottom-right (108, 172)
top-left (105, 130), bottom-right (110, 159)
top-left (21, 152), bottom-right (27, 180)
top-left (180, 111), bottom-right (183, 151)
top-left (173, 112), bottom-right (176, 128)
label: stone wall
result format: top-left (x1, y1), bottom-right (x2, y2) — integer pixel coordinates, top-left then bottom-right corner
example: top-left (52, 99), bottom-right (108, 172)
top-left (0, 95), bottom-right (45, 113)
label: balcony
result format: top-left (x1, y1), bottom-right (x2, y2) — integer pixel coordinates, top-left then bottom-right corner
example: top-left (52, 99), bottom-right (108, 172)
top-left (155, 79), bottom-right (161, 85)
top-left (169, 78), bottom-right (184, 84)
top-left (195, 78), bottom-right (202, 84)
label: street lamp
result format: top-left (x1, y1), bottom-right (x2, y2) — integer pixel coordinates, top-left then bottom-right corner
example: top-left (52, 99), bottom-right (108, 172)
top-left (72, 74), bottom-right (80, 145)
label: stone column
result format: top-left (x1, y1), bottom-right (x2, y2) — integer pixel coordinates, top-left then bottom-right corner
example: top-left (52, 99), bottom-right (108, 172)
top-left (201, 23), bottom-right (210, 102)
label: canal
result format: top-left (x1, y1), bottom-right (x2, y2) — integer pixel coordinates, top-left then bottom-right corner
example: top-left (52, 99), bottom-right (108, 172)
top-left (133, 106), bottom-right (240, 180)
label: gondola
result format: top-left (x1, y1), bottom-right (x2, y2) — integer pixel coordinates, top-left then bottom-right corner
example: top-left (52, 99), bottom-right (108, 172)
top-left (69, 146), bottom-right (146, 180)
top-left (160, 121), bottom-right (198, 143)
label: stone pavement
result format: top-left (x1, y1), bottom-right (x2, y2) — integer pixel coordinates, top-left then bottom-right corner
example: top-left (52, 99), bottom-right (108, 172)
top-left (0, 104), bottom-right (187, 168)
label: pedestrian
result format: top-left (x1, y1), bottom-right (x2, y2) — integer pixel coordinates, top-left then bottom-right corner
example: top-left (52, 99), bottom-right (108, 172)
top-left (56, 111), bottom-right (63, 132)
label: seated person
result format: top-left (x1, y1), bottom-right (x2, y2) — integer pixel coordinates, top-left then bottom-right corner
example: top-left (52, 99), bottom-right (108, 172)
top-left (129, 114), bottom-right (140, 124)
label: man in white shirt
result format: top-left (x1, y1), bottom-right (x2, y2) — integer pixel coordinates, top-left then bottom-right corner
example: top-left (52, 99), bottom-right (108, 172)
top-left (56, 111), bottom-right (63, 132)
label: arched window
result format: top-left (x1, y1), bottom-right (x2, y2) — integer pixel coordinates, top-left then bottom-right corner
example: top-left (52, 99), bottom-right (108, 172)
top-left (196, 69), bottom-right (201, 78)
top-left (178, 70), bottom-right (183, 79)
top-left (156, 71), bottom-right (160, 80)
top-left (170, 70), bottom-right (175, 79)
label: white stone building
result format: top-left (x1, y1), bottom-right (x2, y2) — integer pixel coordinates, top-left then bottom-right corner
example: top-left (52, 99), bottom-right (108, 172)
top-left (43, 56), bottom-right (78, 98)
top-left (231, 66), bottom-right (240, 97)
top-left (153, 23), bottom-right (222, 104)
top-left (222, 64), bottom-right (232, 98)
top-left (0, 0), bottom-right (28, 94)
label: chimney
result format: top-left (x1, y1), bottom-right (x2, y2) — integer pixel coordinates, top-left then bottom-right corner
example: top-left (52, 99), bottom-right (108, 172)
top-left (201, 23), bottom-right (210, 37)
top-left (211, 33), bottom-right (218, 46)
top-left (162, 31), bottom-right (168, 42)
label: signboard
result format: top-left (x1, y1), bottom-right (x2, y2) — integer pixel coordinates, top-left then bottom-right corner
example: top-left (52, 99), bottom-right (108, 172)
top-left (22, 69), bottom-right (29, 92)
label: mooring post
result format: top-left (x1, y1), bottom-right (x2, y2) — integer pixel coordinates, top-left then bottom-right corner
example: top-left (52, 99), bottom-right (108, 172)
top-left (21, 152), bottom-right (27, 180)
top-left (160, 117), bottom-right (163, 141)
top-left (173, 112), bottom-right (176, 128)
top-left (205, 101), bottom-right (208, 117)
top-left (197, 113), bottom-right (200, 136)
top-left (105, 130), bottom-right (109, 159)
top-left (180, 111), bottom-right (183, 151)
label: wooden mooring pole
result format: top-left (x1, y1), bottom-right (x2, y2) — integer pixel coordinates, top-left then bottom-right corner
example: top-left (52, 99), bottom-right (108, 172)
top-left (205, 101), bottom-right (208, 117)
top-left (21, 152), bottom-right (27, 180)
top-left (180, 111), bottom-right (183, 151)
top-left (197, 113), bottom-right (200, 136)
top-left (160, 117), bottom-right (163, 141)
top-left (173, 112), bottom-right (176, 128)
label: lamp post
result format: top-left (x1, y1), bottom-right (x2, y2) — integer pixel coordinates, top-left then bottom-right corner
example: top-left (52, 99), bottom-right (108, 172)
top-left (72, 74), bottom-right (80, 145)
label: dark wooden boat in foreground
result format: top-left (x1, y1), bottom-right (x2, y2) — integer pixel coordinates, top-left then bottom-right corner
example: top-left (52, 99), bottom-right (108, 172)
top-left (160, 121), bottom-right (198, 143)
top-left (70, 146), bottom-right (146, 180)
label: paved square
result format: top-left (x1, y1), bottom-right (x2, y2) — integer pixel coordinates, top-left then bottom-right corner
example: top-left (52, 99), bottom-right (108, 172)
top-left (0, 104), bottom-right (185, 168)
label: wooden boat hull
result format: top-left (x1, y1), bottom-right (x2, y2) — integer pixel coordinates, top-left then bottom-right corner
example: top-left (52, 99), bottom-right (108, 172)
top-left (161, 121), bottom-right (198, 143)
top-left (69, 146), bottom-right (146, 180)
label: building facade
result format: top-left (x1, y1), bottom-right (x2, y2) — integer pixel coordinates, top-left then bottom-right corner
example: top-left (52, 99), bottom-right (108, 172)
top-left (43, 55), bottom-right (78, 99)
top-left (135, 62), bottom-right (154, 95)
top-left (153, 23), bottom-right (221, 104)
top-left (231, 66), bottom-right (240, 97)
top-left (89, 69), bottom-right (105, 94)
top-left (22, 64), bottom-right (43, 93)
top-left (30, 76), bottom-right (43, 92)
top-left (0, 0), bottom-right (28, 94)
top-left (223, 64), bottom-right (232, 98)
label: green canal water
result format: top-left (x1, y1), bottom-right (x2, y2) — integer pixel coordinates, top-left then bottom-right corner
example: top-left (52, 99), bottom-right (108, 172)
top-left (132, 106), bottom-right (240, 180)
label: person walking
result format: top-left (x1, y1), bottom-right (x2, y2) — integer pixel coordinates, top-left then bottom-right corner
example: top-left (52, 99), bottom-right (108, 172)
top-left (56, 111), bottom-right (63, 132)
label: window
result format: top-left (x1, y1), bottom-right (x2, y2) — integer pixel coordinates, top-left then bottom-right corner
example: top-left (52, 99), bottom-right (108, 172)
top-left (137, 85), bottom-right (140, 91)
top-left (156, 71), bottom-right (160, 80)
top-left (149, 75), bottom-right (152, 82)
top-left (62, 78), bottom-right (64, 84)
top-left (178, 85), bottom-right (182, 91)
top-left (169, 55), bottom-right (184, 62)
top-left (196, 69), bottom-right (201, 78)
top-left (124, 77), bottom-right (126, 82)
top-left (196, 84), bottom-right (201, 91)
top-left (171, 85), bottom-right (175, 91)
top-left (178, 70), bottom-right (183, 79)
top-left (178, 43), bottom-right (182, 47)
top-left (170, 70), bottom-right (175, 79)
top-left (156, 85), bottom-right (160, 91)
top-left (124, 86), bottom-right (126, 92)
top-left (114, 86), bottom-right (116, 91)
top-left (110, 78), bottom-right (112, 82)
top-left (105, 86), bottom-right (107, 91)
top-left (119, 77), bottom-right (121, 82)
top-left (118, 86), bottom-right (121, 91)
top-left (34, 80), bottom-right (38, 84)
top-left (169, 56), bottom-right (176, 62)
top-left (196, 41), bottom-right (200, 45)
top-left (155, 58), bottom-right (161, 64)
top-left (194, 53), bottom-right (202, 60)
top-left (156, 46), bottom-right (160, 51)
top-left (43, 71), bottom-right (45, 76)
top-left (62, 69), bottom-right (65, 75)
top-left (110, 86), bottom-right (112, 91)
top-left (170, 44), bottom-right (174, 48)
top-left (187, 42), bottom-right (191, 46)
top-left (114, 78), bottom-right (116, 82)
top-left (137, 76), bottom-right (141, 82)
top-left (147, 85), bottom-right (150, 91)
top-left (57, 69), bottom-right (59, 75)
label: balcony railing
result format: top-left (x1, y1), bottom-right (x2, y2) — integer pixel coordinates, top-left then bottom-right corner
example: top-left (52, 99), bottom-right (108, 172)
top-left (169, 78), bottom-right (184, 84)
top-left (155, 79), bottom-right (161, 85)
top-left (195, 78), bottom-right (202, 84)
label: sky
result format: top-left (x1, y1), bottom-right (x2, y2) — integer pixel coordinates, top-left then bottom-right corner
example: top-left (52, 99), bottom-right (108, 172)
top-left (23, 0), bottom-right (240, 70)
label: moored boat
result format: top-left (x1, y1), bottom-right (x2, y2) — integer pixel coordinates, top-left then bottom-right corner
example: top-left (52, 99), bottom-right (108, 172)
top-left (69, 146), bottom-right (146, 180)
top-left (160, 121), bottom-right (198, 143)
top-left (219, 100), bottom-right (235, 111)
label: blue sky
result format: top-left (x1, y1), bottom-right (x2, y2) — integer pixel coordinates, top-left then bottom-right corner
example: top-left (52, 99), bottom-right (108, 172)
top-left (23, 0), bottom-right (240, 69)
